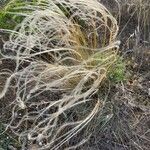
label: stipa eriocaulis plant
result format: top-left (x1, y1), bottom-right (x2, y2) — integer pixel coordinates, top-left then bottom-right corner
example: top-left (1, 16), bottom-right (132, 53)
top-left (0, 0), bottom-right (120, 149)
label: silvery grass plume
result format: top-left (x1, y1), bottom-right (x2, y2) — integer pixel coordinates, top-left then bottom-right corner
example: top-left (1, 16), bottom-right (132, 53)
top-left (0, 0), bottom-right (120, 149)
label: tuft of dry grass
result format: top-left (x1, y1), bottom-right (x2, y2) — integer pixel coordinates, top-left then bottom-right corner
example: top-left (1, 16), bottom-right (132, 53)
top-left (0, 0), bottom-right (120, 149)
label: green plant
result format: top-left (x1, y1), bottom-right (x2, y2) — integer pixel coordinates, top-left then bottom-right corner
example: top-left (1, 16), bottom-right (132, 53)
top-left (0, 0), bottom-right (120, 149)
top-left (0, 0), bottom-right (22, 29)
top-left (108, 57), bottom-right (126, 83)
top-left (0, 0), bottom-right (37, 29)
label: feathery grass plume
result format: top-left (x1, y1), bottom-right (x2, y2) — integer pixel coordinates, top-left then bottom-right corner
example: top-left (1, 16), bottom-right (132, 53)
top-left (0, 0), bottom-right (120, 149)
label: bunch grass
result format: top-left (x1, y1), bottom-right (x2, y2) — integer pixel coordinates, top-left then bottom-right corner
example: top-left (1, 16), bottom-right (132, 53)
top-left (0, 0), bottom-right (120, 149)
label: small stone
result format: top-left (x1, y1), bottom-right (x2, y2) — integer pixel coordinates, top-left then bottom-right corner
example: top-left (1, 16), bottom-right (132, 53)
top-left (39, 142), bottom-right (43, 146)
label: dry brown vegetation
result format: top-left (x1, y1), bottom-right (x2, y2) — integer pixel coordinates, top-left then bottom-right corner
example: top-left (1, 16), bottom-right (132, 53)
top-left (0, 0), bottom-right (149, 150)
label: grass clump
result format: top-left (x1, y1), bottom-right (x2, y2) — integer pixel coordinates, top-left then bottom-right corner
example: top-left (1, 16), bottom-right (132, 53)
top-left (0, 0), bottom-right (120, 149)
top-left (121, 0), bottom-right (150, 44)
